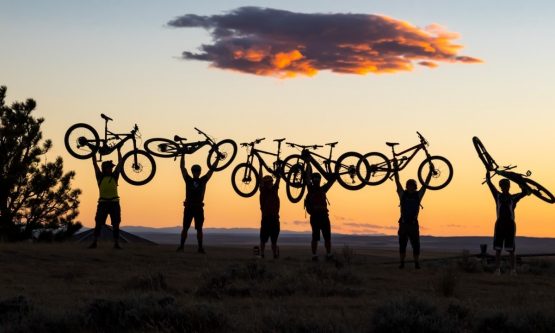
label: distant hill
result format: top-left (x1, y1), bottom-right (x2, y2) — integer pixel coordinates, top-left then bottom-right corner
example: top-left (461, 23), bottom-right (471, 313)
top-left (113, 226), bottom-right (555, 254)
top-left (120, 226), bottom-right (310, 235)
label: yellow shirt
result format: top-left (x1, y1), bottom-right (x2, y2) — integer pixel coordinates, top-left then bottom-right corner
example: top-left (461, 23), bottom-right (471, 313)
top-left (98, 176), bottom-right (119, 202)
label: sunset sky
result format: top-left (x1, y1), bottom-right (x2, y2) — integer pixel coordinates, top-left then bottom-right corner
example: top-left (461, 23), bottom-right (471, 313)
top-left (2, 1), bottom-right (554, 237)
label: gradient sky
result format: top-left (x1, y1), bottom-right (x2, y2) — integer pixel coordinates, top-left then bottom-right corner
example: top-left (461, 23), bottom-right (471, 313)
top-left (2, 1), bottom-right (555, 237)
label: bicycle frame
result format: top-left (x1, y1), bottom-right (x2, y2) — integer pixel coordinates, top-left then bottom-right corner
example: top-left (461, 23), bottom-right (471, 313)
top-left (176, 140), bottom-right (211, 155)
top-left (86, 117), bottom-right (139, 160)
top-left (389, 142), bottom-right (430, 171)
top-left (171, 128), bottom-right (220, 156)
top-left (241, 139), bottom-right (284, 176)
top-left (297, 145), bottom-right (336, 179)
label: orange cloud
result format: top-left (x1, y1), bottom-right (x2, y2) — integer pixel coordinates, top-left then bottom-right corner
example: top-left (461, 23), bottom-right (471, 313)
top-left (168, 7), bottom-right (482, 78)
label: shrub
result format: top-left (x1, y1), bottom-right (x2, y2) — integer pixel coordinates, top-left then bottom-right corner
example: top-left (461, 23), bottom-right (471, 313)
top-left (341, 244), bottom-right (355, 264)
top-left (436, 267), bottom-right (458, 297)
top-left (372, 297), bottom-right (460, 333)
top-left (85, 294), bottom-right (227, 332)
top-left (458, 250), bottom-right (483, 273)
top-left (125, 272), bottom-right (168, 292)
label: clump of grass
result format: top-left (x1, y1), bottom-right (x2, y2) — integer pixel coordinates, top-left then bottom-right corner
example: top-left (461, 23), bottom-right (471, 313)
top-left (341, 244), bottom-right (355, 264)
top-left (85, 294), bottom-right (227, 332)
top-left (372, 297), bottom-right (458, 333)
top-left (195, 259), bottom-right (364, 299)
top-left (256, 306), bottom-right (352, 333)
top-left (195, 261), bottom-right (271, 298)
top-left (458, 250), bottom-right (483, 273)
top-left (474, 310), bottom-right (555, 333)
top-left (125, 272), bottom-right (168, 292)
top-left (436, 266), bottom-right (459, 297)
top-left (0, 296), bottom-right (30, 324)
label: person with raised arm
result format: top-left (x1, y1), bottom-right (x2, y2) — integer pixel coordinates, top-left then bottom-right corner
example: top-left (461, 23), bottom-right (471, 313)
top-left (176, 154), bottom-right (218, 254)
top-left (304, 161), bottom-right (336, 261)
top-left (393, 158), bottom-right (432, 269)
top-left (89, 149), bottom-right (123, 249)
top-left (258, 165), bottom-right (281, 259)
top-left (485, 172), bottom-right (530, 275)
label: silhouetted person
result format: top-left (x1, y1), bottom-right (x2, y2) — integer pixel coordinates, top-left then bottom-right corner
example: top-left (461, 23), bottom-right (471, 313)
top-left (394, 159), bottom-right (432, 269)
top-left (176, 155), bottom-right (217, 254)
top-left (305, 170), bottom-right (336, 261)
top-left (89, 150), bottom-right (123, 249)
top-left (259, 172), bottom-right (281, 259)
top-left (486, 173), bottom-right (530, 275)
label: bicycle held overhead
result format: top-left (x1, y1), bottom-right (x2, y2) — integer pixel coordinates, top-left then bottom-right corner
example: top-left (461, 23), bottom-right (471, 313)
top-left (231, 137), bottom-right (293, 198)
top-left (472, 136), bottom-right (555, 204)
top-left (64, 114), bottom-right (156, 186)
top-left (283, 141), bottom-right (370, 203)
top-left (143, 127), bottom-right (237, 172)
top-left (358, 131), bottom-right (453, 190)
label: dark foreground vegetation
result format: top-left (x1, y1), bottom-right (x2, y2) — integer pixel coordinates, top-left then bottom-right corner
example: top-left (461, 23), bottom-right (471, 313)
top-left (1, 243), bottom-right (555, 332)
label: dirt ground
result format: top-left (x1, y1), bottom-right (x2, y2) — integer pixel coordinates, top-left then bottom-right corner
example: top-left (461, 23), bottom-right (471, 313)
top-left (1, 242), bottom-right (555, 332)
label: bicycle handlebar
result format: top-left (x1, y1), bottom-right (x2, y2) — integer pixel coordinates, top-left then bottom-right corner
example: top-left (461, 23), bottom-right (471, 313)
top-left (286, 142), bottom-right (322, 150)
top-left (416, 131), bottom-right (428, 145)
top-left (194, 127), bottom-right (209, 138)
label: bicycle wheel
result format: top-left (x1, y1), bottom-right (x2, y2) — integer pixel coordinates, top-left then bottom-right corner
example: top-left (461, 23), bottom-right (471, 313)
top-left (472, 136), bottom-right (497, 171)
top-left (418, 156), bottom-right (453, 190)
top-left (357, 152), bottom-right (391, 186)
top-left (335, 152), bottom-right (367, 190)
top-left (522, 178), bottom-right (555, 204)
top-left (282, 154), bottom-right (305, 186)
top-left (144, 138), bottom-right (179, 158)
top-left (120, 150), bottom-right (156, 186)
top-left (231, 163), bottom-right (259, 198)
top-left (286, 163), bottom-right (306, 203)
top-left (64, 123), bottom-right (100, 159)
top-left (207, 139), bottom-right (237, 171)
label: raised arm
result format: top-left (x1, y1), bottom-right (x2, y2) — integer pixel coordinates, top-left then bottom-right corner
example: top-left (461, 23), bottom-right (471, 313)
top-left (258, 164), bottom-right (264, 190)
top-left (113, 149), bottom-right (123, 180)
top-left (274, 173), bottom-right (281, 190)
top-left (514, 180), bottom-right (531, 202)
top-left (92, 154), bottom-right (101, 180)
top-left (321, 173), bottom-right (336, 193)
top-left (485, 171), bottom-right (498, 198)
top-left (393, 159), bottom-right (403, 198)
top-left (203, 157), bottom-right (219, 181)
top-left (418, 163), bottom-right (434, 199)
top-left (180, 154), bottom-right (190, 181)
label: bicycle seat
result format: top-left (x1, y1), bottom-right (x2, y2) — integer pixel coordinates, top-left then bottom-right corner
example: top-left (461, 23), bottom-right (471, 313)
top-left (326, 141), bottom-right (338, 147)
top-left (274, 138), bottom-right (286, 143)
top-left (174, 135), bottom-right (187, 142)
top-left (386, 142), bottom-right (399, 147)
top-left (101, 113), bottom-right (113, 122)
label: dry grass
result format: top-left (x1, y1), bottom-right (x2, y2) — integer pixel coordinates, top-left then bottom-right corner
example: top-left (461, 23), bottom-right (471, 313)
top-left (1, 242), bottom-right (555, 332)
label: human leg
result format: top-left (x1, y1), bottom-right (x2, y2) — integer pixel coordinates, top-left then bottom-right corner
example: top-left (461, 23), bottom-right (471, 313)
top-left (506, 224), bottom-right (516, 273)
top-left (408, 225), bottom-right (421, 269)
top-left (178, 207), bottom-right (193, 250)
top-left (320, 215), bottom-right (332, 258)
top-left (398, 225), bottom-right (409, 268)
top-left (310, 215), bottom-right (320, 260)
top-left (91, 202), bottom-right (109, 248)
top-left (108, 202), bottom-right (122, 248)
top-left (194, 207), bottom-right (205, 253)
top-left (493, 222), bottom-right (504, 274)
top-left (260, 217), bottom-right (271, 258)
top-left (270, 218), bottom-right (280, 258)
